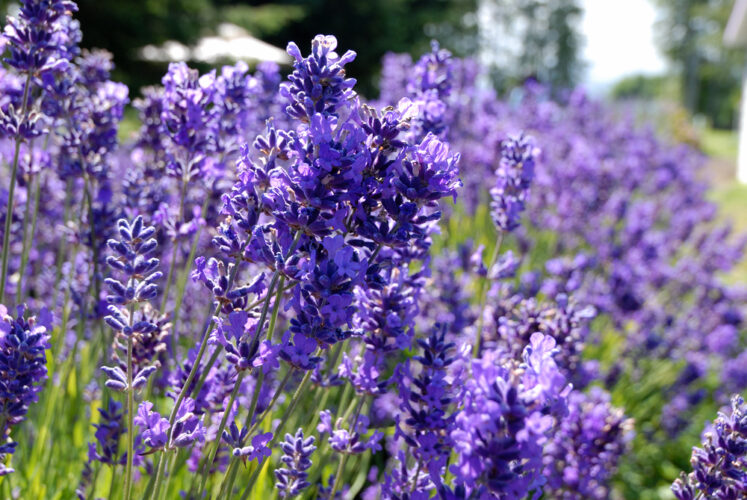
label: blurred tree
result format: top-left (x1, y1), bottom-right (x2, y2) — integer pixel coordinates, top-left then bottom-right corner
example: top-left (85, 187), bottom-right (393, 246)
top-left (246, 0), bottom-right (479, 97)
top-left (479, 0), bottom-right (585, 91)
top-left (46, 0), bottom-right (477, 97)
top-left (652, 0), bottom-right (741, 128)
top-left (611, 74), bottom-right (671, 100)
top-left (74, 0), bottom-right (214, 89)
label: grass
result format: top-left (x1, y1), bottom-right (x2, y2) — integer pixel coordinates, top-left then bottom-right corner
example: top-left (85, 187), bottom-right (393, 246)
top-left (710, 182), bottom-right (747, 284)
top-left (700, 126), bottom-right (739, 163)
top-left (699, 126), bottom-right (747, 284)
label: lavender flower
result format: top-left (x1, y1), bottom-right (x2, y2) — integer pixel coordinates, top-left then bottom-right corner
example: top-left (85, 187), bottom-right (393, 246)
top-left (490, 134), bottom-right (538, 233)
top-left (450, 333), bottom-right (569, 498)
top-left (232, 430), bottom-right (273, 464)
top-left (317, 411), bottom-right (383, 455)
top-left (2, 0), bottom-right (77, 77)
top-left (383, 324), bottom-right (464, 497)
top-left (672, 395), bottom-right (747, 500)
top-left (275, 428), bottom-right (316, 498)
top-left (170, 397), bottom-right (206, 448)
top-left (102, 216), bottom-right (161, 389)
top-left (160, 62), bottom-right (217, 181)
top-left (88, 400), bottom-right (126, 466)
top-left (135, 401), bottom-right (169, 449)
top-left (282, 34), bottom-right (357, 120)
top-left (544, 387), bottom-right (634, 499)
top-left (0, 304), bottom-right (52, 474)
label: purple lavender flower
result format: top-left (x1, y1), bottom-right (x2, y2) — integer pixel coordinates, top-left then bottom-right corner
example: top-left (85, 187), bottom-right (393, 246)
top-left (450, 333), bottom-right (569, 498)
top-left (319, 411), bottom-right (383, 456)
top-left (88, 400), bottom-right (126, 466)
top-left (490, 134), bottom-right (538, 233)
top-left (2, 0), bottom-right (77, 77)
top-left (101, 216), bottom-right (161, 389)
top-left (672, 395), bottom-right (747, 500)
top-left (232, 431), bottom-right (273, 464)
top-left (282, 34), bottom-right (357, 120)
top-left (544, 387), bottom-right (634, 499)
top-left (275, 428), bottom-right (316, 498)
top-left (170, 397), bottom-right (206, 448)
top-left (160, 62), bottom-right (217, 181)
top-left (383, 324), bottom-right (464, 497)
top-left (0, 304), bottom-right (52, 474)
top-left (135, 401), bottom-right (169, 449)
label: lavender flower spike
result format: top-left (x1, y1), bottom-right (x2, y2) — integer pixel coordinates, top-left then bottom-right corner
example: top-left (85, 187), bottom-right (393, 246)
top-left (490, 134), bottom-right (538, 233)
top-left (0, 304), bottom-right (52, 475)
top-left (275, 428), bottom-right (316, 498)
top-left (672, 395), bottom-right (747, 500)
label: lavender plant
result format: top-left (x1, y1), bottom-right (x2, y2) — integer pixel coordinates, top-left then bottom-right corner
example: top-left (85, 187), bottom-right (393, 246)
top-left (0, 3), bottom-right (745, 499)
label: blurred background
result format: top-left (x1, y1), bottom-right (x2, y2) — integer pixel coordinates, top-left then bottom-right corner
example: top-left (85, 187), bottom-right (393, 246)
top-left (1, 0), bottom-right (744, 248)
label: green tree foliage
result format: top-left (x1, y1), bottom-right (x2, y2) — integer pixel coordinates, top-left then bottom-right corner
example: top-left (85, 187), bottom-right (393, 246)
top-left (253, 0), bottom-right (479, 97)
top-left (611, 74), bottom-right (671, 100)
top-left (479, 0), bottom-right (585, 91)
top-left (55, 0), bottom-right (478, 97)
top-left (75, 0), bottom-right (214, 89)
top-left (652, 0), bottom-right (742, 128)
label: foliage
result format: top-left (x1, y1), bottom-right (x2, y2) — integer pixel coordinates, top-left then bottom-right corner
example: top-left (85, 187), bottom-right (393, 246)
top-left (652, 0), bottom-right (742, 128)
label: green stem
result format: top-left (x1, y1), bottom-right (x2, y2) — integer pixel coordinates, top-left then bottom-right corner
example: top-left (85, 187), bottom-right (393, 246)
top-left (266, 276), bottom-right (286, 342)
top-left (197, 371), bottom-right (246, 497)
top-left (239, 457), bottom-right (266, 500)
top-left (151, 245), bottom-right (246, 500)
top-left (161, 450), bottom-right (180, 500)
top-left (169, 196), bottom-right (209, 338)
top-left (89, 464), bottom-right (101, 499)
top-left (329, 396), bottom-right (367, 500)
top-left (107, 466), bottom-right (116, 499)
top-left (247, 230), bottom-right (301, 352)
top-left (160, 178), bottom-right (188, 314)
top-left (244, 369), bottom-right (265, 429)
top-left (124, 303), bottom-right (135, 500)
top-left (473, 230), bottom-right (504, 358)
top-left (240, 368), bottom-right (315, 500)
top-left (16, 146), bottom-right (38, 304)
top-left (305, 386), bottom-right (331, 435)
top-left (247, 369), bottom-right (294, 436)
top-left (410, 459), bottom-right (423, 492)
top-left (329, 452), bottom-right (348, 500)
top-left (1, 73), bottom-right (32, 300)
top-left (217, 456), bottom-right (239, 498)
top-left (267, 368), bottom-right (313, 439)
top-left (149, 451), bottom-right (167, 500)
top-left (215, 368), bottom-right (266, 498)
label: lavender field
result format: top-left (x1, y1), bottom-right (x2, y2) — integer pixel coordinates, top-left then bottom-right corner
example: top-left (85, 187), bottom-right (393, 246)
top-left (0, 1), bottom-right (746, 499)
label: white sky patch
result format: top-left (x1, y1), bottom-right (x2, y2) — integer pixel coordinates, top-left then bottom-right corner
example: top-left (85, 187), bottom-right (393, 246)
top-left (581, 0), bottom-right (668, 87)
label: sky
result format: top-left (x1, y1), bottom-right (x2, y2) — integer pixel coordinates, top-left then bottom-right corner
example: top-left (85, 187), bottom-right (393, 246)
top-left (581, 0), bottom-right (668, 88)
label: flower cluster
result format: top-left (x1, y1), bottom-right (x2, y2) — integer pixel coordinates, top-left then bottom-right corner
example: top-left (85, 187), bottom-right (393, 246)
top-left (88, 400), bottom-right (127, 466)
top-left (101, 216), bottom-right (161, 391)
top-left (449, 334), bottom-right (570, 498)
top-left (275, 429), bottom-right (316, 498)
top-left (490, 134), bottom-right (538, 232)
top-left (544, 387), bottom-right (634, 498)
top-left (0, 304), bottom-right (52, 475)
top-left (136, 398), bottom-right (205, 450)
top-left (672, 395), bottom-right (747, 499)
